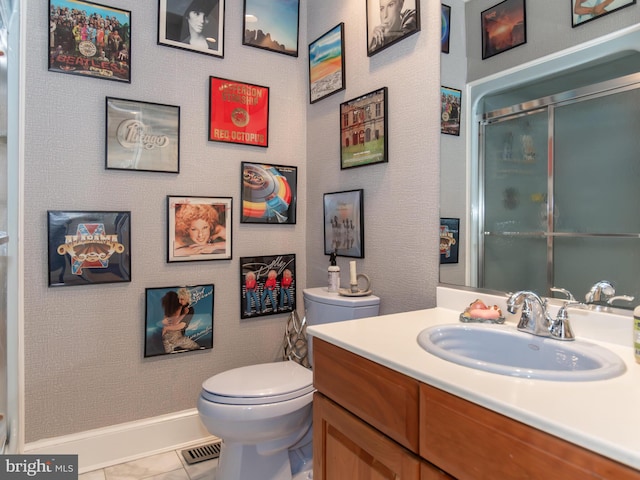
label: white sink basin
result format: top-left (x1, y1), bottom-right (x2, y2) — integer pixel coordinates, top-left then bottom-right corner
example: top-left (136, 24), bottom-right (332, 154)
top-left (417, 323), bottom-right (626, 381)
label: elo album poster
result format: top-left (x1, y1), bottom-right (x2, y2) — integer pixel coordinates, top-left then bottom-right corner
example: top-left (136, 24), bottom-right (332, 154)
top-left (48, 210), bottom-right (131, 287)
top-left (241, 162), bottom-right (297, 224)
top-left (208, 76), bottom-right (269, 147)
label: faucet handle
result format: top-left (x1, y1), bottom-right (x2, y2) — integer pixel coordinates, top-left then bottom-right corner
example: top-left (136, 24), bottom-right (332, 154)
top-left (607, 295), bottom-right (635, 306)
top-left (550, 287), bottom-right (575, 301)
top-left (550, 300), bottom-right (584, 341)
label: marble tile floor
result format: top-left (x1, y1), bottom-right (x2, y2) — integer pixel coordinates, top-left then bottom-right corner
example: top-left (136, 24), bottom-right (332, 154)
top-left (79, 449), bottom-right (219, 480)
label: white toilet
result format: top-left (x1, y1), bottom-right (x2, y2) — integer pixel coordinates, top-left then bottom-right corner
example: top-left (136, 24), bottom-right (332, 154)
top-left (197, 287), bottom-right (380, 480)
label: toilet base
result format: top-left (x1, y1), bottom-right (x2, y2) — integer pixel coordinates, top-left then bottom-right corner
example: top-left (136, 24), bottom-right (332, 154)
top-left (217, 441), bottom-right (295, 480)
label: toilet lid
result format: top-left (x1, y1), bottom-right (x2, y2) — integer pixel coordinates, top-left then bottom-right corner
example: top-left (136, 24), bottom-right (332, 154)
top-left (201, 361), bottom-right (314, 405)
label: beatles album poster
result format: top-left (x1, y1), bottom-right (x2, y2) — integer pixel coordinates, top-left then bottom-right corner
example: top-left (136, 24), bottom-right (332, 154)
top-left (48, 210), bottom-right (131, 287)
top-left (208, 76), bottom-right (269, 147)
top-left (144, 284), bottom-right (214, 357)
top-left (49, 0), bottom-right (131, 82)
top-left (241, 162), bottom-right (297, 224)
top-left (240, 254), bottom-right (296, 319)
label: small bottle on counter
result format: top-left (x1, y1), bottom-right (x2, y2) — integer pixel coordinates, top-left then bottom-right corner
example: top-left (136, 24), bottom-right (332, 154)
top-left (634, 305), bottom-right (640, 364)
top-left (328, 251), bottom-right (340, 293)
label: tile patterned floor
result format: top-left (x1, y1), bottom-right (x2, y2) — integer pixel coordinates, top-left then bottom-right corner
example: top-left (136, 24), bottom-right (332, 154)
top-left (79, 449), bottom-right (218, 480)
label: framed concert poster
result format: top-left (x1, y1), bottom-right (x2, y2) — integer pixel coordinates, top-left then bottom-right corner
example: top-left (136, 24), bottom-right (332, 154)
top-left (481, 0), bottom-right (526, 60)
top-left (366, 0), bottom-right (420, 56)
top-left (340, 87), bottom-right (388, 169)
top-left (242, 0), bottom-right (300, 56)
top-left (48, 210), bottom-right (131, 287)
top-left (309, 23), bottom-right (345, 104)
top-left (105, 97), bottom-right (180, 173)
top-left (158, 0), bottom-right (225, 58)
top-left (144, 284), bottom-right (214, 357)
top-left (167, 196), bottom-right (232, 262)
top-left (208, 76), bottom-right (269, 147)
top-left (441, 86), bottom-right (461, 136)
top-left (240, 254), bottom-right (296, 319)
top-left (241, 162), bottom-right (297, 224)
top-left (323, 189), bottom-right (365, 258)
top-left (49, 0), bottom-right (131, 83)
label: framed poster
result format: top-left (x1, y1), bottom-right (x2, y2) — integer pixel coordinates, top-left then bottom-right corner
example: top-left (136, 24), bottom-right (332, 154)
top-left (481, 0), bottom-right (526, 60)
top-left (49, 0), bottom-right (131, 83)
top-left (243, 0), bottom-right (299, 56)
top-left (48, 210), bottom-right (131, 287)
top-left (241, 162), bottom-right (297, 224)
top-left (309, 23), bottom-right (345, 104)
top-left (144, 284), bottom-right (214, 357)
top-left (167, 196), bottom-right (232, 262)
top-left (440, 218), bottom-right (459, 264)
top-left (105, 97), bottom-right (180, 173)
top-left (323, 189), bottom-right (365, 258)
top-left (441, 86), bottom-right (461, 136)
top-left (240, 254), bottom-right (296, 319)
top-left (366, 0), bottom-right (420, 56)
top-left (340, 87), bottom-right (388, 169)
top-left (157, 0), bottom-right (224, 58)
top-left (208, 76), bottom-right (269, 147)
top-left (442, 4), bottom-right (451, 54)
top-left (571, 0), bottom-right (636, 27)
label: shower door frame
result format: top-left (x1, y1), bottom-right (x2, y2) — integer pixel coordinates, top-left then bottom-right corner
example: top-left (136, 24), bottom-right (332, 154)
top-left (476, 71), bottom-right (640, 293)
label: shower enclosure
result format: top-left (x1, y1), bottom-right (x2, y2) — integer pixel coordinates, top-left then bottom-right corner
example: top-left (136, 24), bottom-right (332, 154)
top-left (477, 72), bottom-right (640, 307)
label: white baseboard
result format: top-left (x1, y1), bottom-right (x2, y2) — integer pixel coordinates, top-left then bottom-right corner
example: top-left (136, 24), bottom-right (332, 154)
top-left (24, 409), bottom-right (218, 474)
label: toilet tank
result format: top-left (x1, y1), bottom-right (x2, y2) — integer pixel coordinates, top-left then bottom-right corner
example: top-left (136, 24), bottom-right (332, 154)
top-left (303, 287), bottom-right (380, 326)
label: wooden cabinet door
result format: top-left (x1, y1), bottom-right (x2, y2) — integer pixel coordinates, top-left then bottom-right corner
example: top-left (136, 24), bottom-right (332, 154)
top-left (314, 393), bottom-right (420, 480)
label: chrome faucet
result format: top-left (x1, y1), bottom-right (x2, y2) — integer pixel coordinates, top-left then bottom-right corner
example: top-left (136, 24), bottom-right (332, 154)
top-left (585, 280), bottom-right (634, 307)
top-left (506, 289), bottom-right (577, 341)
top-left (506, 291), bottom-right (553, 338)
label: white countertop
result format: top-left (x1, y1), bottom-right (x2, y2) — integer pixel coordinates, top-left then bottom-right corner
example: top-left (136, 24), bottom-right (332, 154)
top-left (307, 286), bottom-right (640, 471)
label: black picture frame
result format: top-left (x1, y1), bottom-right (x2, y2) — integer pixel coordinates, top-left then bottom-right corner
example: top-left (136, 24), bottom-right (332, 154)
top-left (167, 196), bottom-right (232, 262)
top-left (105, 97), bottom-right (180, 173)
top-left (441, 86), bottom-right (461, 136)
top-left (440, 218), bottom-right (459, 264)
top-left (144, 284), bottom-right (214, 357)
top-left (157, 0), bottom-right (225, 58)
top-left (240, 254), bottom-right (296, 319)
top-left (340, 87), bottom-right (388, 169)
top-left (481, 0), bottom-right (526, 60)
top-left (323, 189), bottom-right (365, 258)
top-left (48, 210), bottom-right (131, 287)
top-left (442, 4), bottom-right (451, 54)
top-left (49, 0), bottom-right (131, 83)
top-left (309, 23), bottom-right (346, 104)
top-left (241, 162), bottom-right (297, 224)
top-left (243, 0), bottom-right (300, 57)
top-left (366, 0), bottom-right (420, 56)
top-left (571, 0), bottom-right (636, 27)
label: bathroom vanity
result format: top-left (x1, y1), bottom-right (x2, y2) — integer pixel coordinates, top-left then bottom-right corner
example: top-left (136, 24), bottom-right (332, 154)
top-left (308, 288), bottom-right (640, 479)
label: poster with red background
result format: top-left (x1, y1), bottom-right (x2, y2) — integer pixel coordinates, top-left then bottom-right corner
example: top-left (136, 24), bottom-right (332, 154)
top-left (208, 76), bottom-right (269, 147)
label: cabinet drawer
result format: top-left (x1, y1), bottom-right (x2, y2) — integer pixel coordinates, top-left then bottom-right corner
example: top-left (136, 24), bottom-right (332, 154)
top-left (313, 338), bottom-right (420, 452)
top-left (420, 384), bottom-right (640, 479)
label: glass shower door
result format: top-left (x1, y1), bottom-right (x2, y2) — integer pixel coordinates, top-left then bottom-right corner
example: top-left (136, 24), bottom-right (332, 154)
top-left (481, 109), bottom-right (549, 293)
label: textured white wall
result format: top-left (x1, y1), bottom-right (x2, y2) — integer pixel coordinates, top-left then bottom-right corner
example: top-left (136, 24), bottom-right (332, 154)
top-left (306, 0), bottom-right (442, 315)
top-left (24, 1), bottom-right (307, 442)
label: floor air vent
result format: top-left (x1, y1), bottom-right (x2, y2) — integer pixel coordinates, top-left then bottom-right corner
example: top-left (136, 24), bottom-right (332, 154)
top-left (181, 441), bottom-right (222, 465)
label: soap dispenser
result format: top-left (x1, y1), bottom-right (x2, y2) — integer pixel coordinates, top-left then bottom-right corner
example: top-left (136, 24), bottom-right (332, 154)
top-left (328, 251), bottom-right (340, 293)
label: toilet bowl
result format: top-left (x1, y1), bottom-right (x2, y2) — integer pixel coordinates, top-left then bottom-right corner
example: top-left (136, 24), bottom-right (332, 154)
top-left (197, 287), bottom-right (380, 480)
top-left (197, 361), bottom-right (314, 480)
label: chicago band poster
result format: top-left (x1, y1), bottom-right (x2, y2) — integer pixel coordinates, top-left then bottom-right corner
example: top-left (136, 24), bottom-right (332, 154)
top-left (144, 284), bottom-right (214, 357)
top-left (240, 254), bottom-right (296, 319)
top-left (241, 162), bottom-right (297, 224)
top-left (49, 0), bottom-right (131, 83)
top-left (48, 210), bottom-right (131, 287)
top-left (105, 97), bottom-right (180, 173)
top-left (208, 76), bottom-right (269, 147)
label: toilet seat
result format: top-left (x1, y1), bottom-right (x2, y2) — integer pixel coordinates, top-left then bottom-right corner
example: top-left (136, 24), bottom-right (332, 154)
top-left (201, 361), bottom-right (314, 405)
